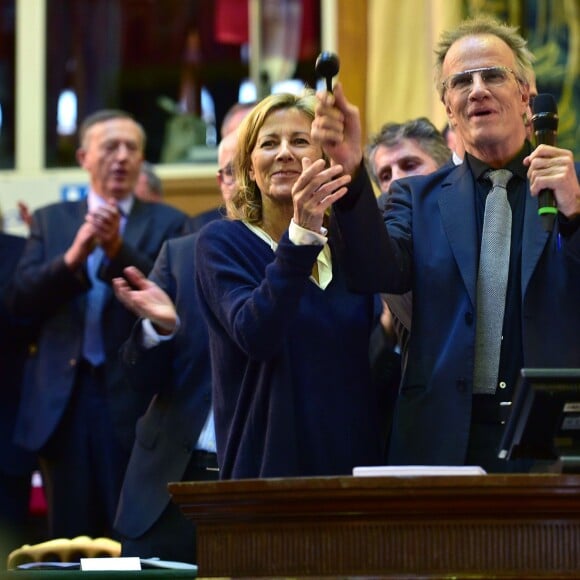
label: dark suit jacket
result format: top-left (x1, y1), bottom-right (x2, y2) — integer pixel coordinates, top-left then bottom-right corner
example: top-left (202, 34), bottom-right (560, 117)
top-left (6, 198), bottom-right (188, 454)
top-left (333, 160), bottom-right (580, 465)
top-left (0, 233), bottom-right (37, 477)
top-left (186, 206), bottom-right (223, 234)
top-left (114, 233), bottom-right (212, 538)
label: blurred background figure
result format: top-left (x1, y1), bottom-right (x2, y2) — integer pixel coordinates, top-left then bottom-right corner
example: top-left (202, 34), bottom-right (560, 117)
top-left (6, 109), bottom-right (188, 541)
top-left (187, 101), bottom-right (253, 232)
top-left (186, 129), bottom-right (238, 232)
top-left (16, 202), bottom-right (33, 229)
top-left (134, 161), bottom-right (164, 203)
top-left (441, 122), bottom-right (465, 165)
top-left (524, 69), bottom-right (538, 141)
top-left (112, 236), bottom-right (217, 564)
top-left (366, 118), bottom-right (451, 211)
top-left (365, 117), bottom-right (451, 448)
top-left (110, 100), bottom-right (246, 564)
top-left (215, 129), bottom-right (239, 207)
top-left (0, 226), bottom-right (44, 565)
top-left (220, 101), bottom-right (256, 139)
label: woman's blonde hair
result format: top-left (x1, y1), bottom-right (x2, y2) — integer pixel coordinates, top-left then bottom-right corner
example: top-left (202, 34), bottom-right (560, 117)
top-left (228, 90), bottom-right (318, 224)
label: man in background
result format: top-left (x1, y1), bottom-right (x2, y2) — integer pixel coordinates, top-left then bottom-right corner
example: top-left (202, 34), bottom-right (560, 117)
top-left (220, 101), bottom-right (255, 139)
top-left (366, 117), bottom-right (451, 212)
top-left (186, 108), bottom-right (246, 232)
top-left (6, 109), bottom-right (188, 540)
top-left (442, 123), bottom-right (465, 164)
top-left (134, 161), bottom-right (164, 203)
top-left (365, 118), bottom-right (451, 446)
top-left (366, 118), bottom-right (451, 340)
top-left (524, 69), bottom-right (538, 141)
top-left (111, 125), bottom-right (240, 563)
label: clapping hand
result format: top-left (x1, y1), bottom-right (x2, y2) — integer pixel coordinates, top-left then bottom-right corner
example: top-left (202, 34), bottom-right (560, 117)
top-left (113, 266), bottom-right (178, 335)
top-left (291, 158), bottom-right (351, 233)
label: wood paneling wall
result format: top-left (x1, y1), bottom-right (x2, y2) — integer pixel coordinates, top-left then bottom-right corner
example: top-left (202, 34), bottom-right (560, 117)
top-left (336, 0), bottom-right (367, 142)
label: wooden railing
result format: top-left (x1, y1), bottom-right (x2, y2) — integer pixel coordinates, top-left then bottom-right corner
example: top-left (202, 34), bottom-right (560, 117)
top-left (169, 474), bottom-right (580, 578)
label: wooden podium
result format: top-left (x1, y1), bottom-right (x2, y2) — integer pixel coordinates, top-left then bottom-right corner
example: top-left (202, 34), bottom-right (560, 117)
top-left (169, 474), bottom-right (580, 578)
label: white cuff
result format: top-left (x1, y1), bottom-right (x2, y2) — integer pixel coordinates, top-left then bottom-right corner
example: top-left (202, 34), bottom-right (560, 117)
top-left (141, 316), bottom-right (179, 349)
top-left (289, 219), bottom-right (328, 246)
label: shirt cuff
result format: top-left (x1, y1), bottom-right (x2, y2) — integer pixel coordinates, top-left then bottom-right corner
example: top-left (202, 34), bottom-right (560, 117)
top-left (141, 316), bottom-right (179, 349)
top-left (289, 219), bottom-right (328, 246)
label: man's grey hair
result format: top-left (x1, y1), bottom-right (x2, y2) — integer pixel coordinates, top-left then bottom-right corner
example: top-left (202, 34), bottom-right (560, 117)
top-left (434, 15), bottom-right (535, 99)
top-left (140, 161), bottom-right (163, 198)
top-left (366, 117), bottom-right (451, 186)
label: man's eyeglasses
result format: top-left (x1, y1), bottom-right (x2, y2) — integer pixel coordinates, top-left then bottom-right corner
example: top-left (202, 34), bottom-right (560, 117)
top-left (217, 164), bottom-right (235, 186)
top-left (441, 66), bottom-right (518, 95)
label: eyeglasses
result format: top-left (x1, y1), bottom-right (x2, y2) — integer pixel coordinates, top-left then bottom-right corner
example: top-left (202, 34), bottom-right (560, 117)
top-left (217, 164), bottom-right (235, 186)
top-left (441, 66), bottom-right (518, 95)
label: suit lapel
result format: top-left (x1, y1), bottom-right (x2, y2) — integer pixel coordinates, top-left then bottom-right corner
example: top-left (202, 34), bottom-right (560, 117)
top-left (438, 163), bottom-right (478, 308)
top-left (123, 198), bottom-right (151, 248)
top-left (522, 184), bottom-right (550, 299)
top-left (70, 200), bottom-right (91, 314)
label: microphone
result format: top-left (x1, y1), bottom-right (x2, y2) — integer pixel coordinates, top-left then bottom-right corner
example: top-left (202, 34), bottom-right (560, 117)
top-left (315, 52), bottom-right (340, 93)
top-left (532, 94), bottom-right (559, 232)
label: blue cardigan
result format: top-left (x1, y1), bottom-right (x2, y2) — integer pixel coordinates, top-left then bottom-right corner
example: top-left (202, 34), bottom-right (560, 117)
top-left (195, 219), bottom-right (387, 479)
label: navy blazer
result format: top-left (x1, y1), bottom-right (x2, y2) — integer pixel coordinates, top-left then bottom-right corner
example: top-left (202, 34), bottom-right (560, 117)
top-left (333, 160), bottom-right (580, 465)
top-left (114, 233), bottom-right (213, 538)
top-left (7, 198), bottom-right (188, 454)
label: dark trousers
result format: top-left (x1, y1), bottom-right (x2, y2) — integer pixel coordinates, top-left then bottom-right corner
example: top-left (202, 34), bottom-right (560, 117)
top-left (40, 363), bottom-right (130, 540)
top-left (120, 452), bottom-right (219, 564)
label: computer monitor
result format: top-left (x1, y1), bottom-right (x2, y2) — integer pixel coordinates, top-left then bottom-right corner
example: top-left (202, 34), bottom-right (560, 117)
top-left (498, 368), bottom-right (580, 472)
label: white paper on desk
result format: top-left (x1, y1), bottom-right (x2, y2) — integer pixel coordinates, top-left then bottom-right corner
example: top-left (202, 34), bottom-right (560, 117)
top-left (81, 556), bottom-right (141, 571)
top-left (140, 558), bottom-right (198, 571)
top-left (353, 465), bottom-right (487, 476)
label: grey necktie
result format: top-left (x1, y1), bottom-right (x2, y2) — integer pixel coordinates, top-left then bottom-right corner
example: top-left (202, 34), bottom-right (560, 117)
top-left (473, 169), bottom-right (513, 394)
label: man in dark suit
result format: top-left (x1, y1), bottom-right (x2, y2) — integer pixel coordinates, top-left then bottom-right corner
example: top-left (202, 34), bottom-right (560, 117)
top-left (6, 110), bottom-right (188, 539)
top-left (109, 128), bottom-right (240, 563)
top-left (0, 232), bottom-right (40, 563)
top-left (112, 236), bottom-right (216, 564)
top-left (313, 16), bottom-right (580, 472)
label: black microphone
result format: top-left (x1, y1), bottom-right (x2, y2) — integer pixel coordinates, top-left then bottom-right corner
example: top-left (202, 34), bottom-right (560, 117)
top-left (532, 94), bottom-right (559, 232)
top-left (315, 52), bottom-right (340, 93)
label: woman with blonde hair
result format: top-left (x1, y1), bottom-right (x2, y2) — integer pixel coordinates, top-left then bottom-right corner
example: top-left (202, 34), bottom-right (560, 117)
top-left (195, 91), bottom-right (387, 479)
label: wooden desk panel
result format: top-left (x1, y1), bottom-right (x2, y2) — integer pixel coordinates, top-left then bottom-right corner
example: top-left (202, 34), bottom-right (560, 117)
top-left (163, 175), bottom-right (221, 217)
top-left (169, 475), bottom-right (580, 578)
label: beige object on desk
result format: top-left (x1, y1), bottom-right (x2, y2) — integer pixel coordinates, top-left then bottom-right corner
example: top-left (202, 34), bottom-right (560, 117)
top-left (7, 535), bottom-right (121, 570)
